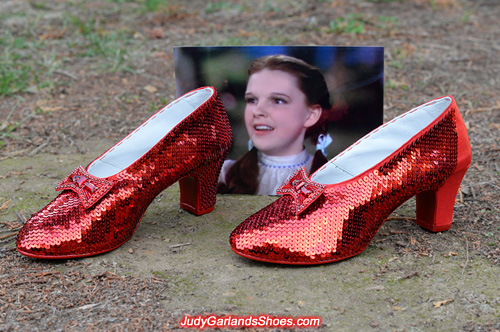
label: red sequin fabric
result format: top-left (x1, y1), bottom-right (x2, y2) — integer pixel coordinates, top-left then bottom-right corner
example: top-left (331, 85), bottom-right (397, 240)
top-left (230, 96), bottom-right (471, 265)
top-left (17, 87), bottom-right (232, 259)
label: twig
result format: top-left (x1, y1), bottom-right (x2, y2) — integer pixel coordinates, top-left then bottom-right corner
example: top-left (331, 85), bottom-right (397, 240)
top-left (58, 133), bottom-right (84, 154)
top-left (12, 279), bottom-right (49, 286)
top-left (16, 211), bottom-right (27, 224)
top-left (168, 243), bottom-right (191, 249)
top-left (461, 239), bottom-right (470, 275)
top-left (469, 181), bottom-right (500, 190)
top-left (0, 232), bottom-right (18, 240)
top-left (1, 99), bottom-right (21, 131)
top-left (155, 286), bottom-right (169, 299)
top-left (77, 303), bottom-right (100, 311)
top-left (54, 69), bottom-right (77, 80)
top-left (28, 137), bottom-right (50, 156)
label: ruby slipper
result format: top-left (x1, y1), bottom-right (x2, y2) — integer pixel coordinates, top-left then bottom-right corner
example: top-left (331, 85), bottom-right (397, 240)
top-left (17, 87), bottom-right (232, 259)
top-left (229, 96), bottom-right (471, 265)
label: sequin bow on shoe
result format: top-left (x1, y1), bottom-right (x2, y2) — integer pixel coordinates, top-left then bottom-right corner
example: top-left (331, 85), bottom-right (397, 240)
top-left (230, 96), bottom-right (471, 265)
top-left (17, 87), bottom-right (232, 259)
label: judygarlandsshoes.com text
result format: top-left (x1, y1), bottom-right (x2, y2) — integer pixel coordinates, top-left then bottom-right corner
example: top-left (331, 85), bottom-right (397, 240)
top-left (179, 314), bottom-right (322, 329)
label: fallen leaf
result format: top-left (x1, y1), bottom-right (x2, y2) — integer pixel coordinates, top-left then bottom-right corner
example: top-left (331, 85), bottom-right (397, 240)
top-left (144, 85), bottom-right (157, 94)
top-left (146, 27), bottom-right (165, 39)
top-left (151, 51), bottom-right (172, 61)
top-left (0, 199), bottom-right (11, 211)
top-left (238, 29), bottom-right (255, 37)
top-left (433, 299), bottom-right (454, 308)
top-left (36, 100), bottom-right (63, 112)
top-left (40, 29), bottom-right (66, 40)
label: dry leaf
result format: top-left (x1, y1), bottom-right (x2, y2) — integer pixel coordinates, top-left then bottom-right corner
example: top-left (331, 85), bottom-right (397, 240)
top-left (40, 29), bottom-right (66, 40)
top-left (36, 100), bottom-right (63, 112)
top-left (489, 123), bottom-right (500, 130)
top-left (238, 30), bottom-right (255, 37)
top-left (151, 51), bottom-right (171, 61)
top-left (0, 199), bottom-right (11, 211)
top-left (433, 299), bottom-right (454, 308)
top-left (146, 27), bottom-right (165, 39)
top-left (144, 85), bottom-right (157, 94)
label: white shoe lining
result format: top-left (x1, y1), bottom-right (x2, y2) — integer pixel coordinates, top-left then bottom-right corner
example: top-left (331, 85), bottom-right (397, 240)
top-left (311, 96), bottom-right (453, 185)
top-left (87, 88), bottom-right (214, 178)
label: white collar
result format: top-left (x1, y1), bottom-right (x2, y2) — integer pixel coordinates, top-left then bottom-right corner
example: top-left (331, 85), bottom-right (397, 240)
top-left (258, 150), bottom-right (311, 169)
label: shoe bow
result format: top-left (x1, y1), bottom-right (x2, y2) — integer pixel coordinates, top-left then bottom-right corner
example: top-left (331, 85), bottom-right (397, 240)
top-left (277, 167), bottom-right (325, 215)
top-left (55, 166), bottom-right (114, 209)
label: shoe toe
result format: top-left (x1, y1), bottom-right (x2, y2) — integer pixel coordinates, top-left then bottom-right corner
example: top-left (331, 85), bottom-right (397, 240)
top-left (230, 197), bottom-right (318, 264)
top-left (16, 192), bottom-right (94, 259)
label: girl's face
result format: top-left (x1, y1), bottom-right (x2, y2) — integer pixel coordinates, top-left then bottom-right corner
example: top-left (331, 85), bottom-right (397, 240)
top-left (244, 69), bottom-right (321, 156)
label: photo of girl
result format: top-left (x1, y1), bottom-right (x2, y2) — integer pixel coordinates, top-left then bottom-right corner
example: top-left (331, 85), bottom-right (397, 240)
top-left (174, 46), bottom-right (384, 195)
top-left (218, 55), bottom-right (331, 194)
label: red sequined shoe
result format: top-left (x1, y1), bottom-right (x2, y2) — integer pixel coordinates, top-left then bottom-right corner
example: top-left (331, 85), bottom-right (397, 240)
top-left (17, 87), bottom-right (232, 259)
top-left (230, 96), bottom-right (471, 265)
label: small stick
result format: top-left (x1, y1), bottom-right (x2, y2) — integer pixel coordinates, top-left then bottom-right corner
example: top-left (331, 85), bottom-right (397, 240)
top-left (16, 211), bottom-right (27, 224)
top-left (0, 232), bottom-right (17, 240)
top-left (168, 243), bottom-right (191, 249)
top-left (28, 138), bottom-right (50, 156)
top-left (54, 69), bottom-right (77, 80)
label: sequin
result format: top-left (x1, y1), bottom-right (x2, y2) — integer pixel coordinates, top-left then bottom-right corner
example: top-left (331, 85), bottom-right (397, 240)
top-left (229, 96), bottom-right (472, 265)
top-left (17, 87), bottom-right (232, 259)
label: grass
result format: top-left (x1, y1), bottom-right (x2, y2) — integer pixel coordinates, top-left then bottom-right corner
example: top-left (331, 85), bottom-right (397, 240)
top-left (0, 25), bottom-right (60, 96)
top-left (377, 16), bottom-right (399, 30)
top-left (385, 79), bottom-right (409, 91)
top-left (0, 4), bottom-right (143, 97)
top-left (64, 13), bottom-right (140, 72)
top-left (106, 0), bottom-right (169, 12)
top-left (327, 14), bottom-right (399, 36)
top-left (205, 1), bottom-right (244, 14)
top-left (0, 33), bottom-right (39, 96)
top-left (329, 14), bottom-right (366, 35)
top-left (0, 99), bottom-right (33, 149)
top-left (147, 98), bottom-right (168, 113)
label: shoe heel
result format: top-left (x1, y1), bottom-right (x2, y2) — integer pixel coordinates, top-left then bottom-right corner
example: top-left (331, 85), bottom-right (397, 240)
top-left (179, 156), bottom-right (225, 215)
top-left (416, 167), bottom-right (468, 232)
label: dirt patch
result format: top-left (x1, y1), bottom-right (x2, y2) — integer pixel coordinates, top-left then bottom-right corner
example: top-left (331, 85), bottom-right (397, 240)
top-left (1, 0), bottom-right (499, 331)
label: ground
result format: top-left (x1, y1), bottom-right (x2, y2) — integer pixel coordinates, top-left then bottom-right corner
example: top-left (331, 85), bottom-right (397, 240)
top-left (1, 0), bottom-right (499, 331)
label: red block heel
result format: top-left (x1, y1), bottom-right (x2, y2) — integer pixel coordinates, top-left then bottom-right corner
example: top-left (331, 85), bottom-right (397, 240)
top-left (230, 96), bottom-right (472, 265)
top-left (17, 87), bottom-right (232, 259)
top-left (416, 167), bottom-right (469, 232)
top-left (180, 155), bottom-right (228, 215)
